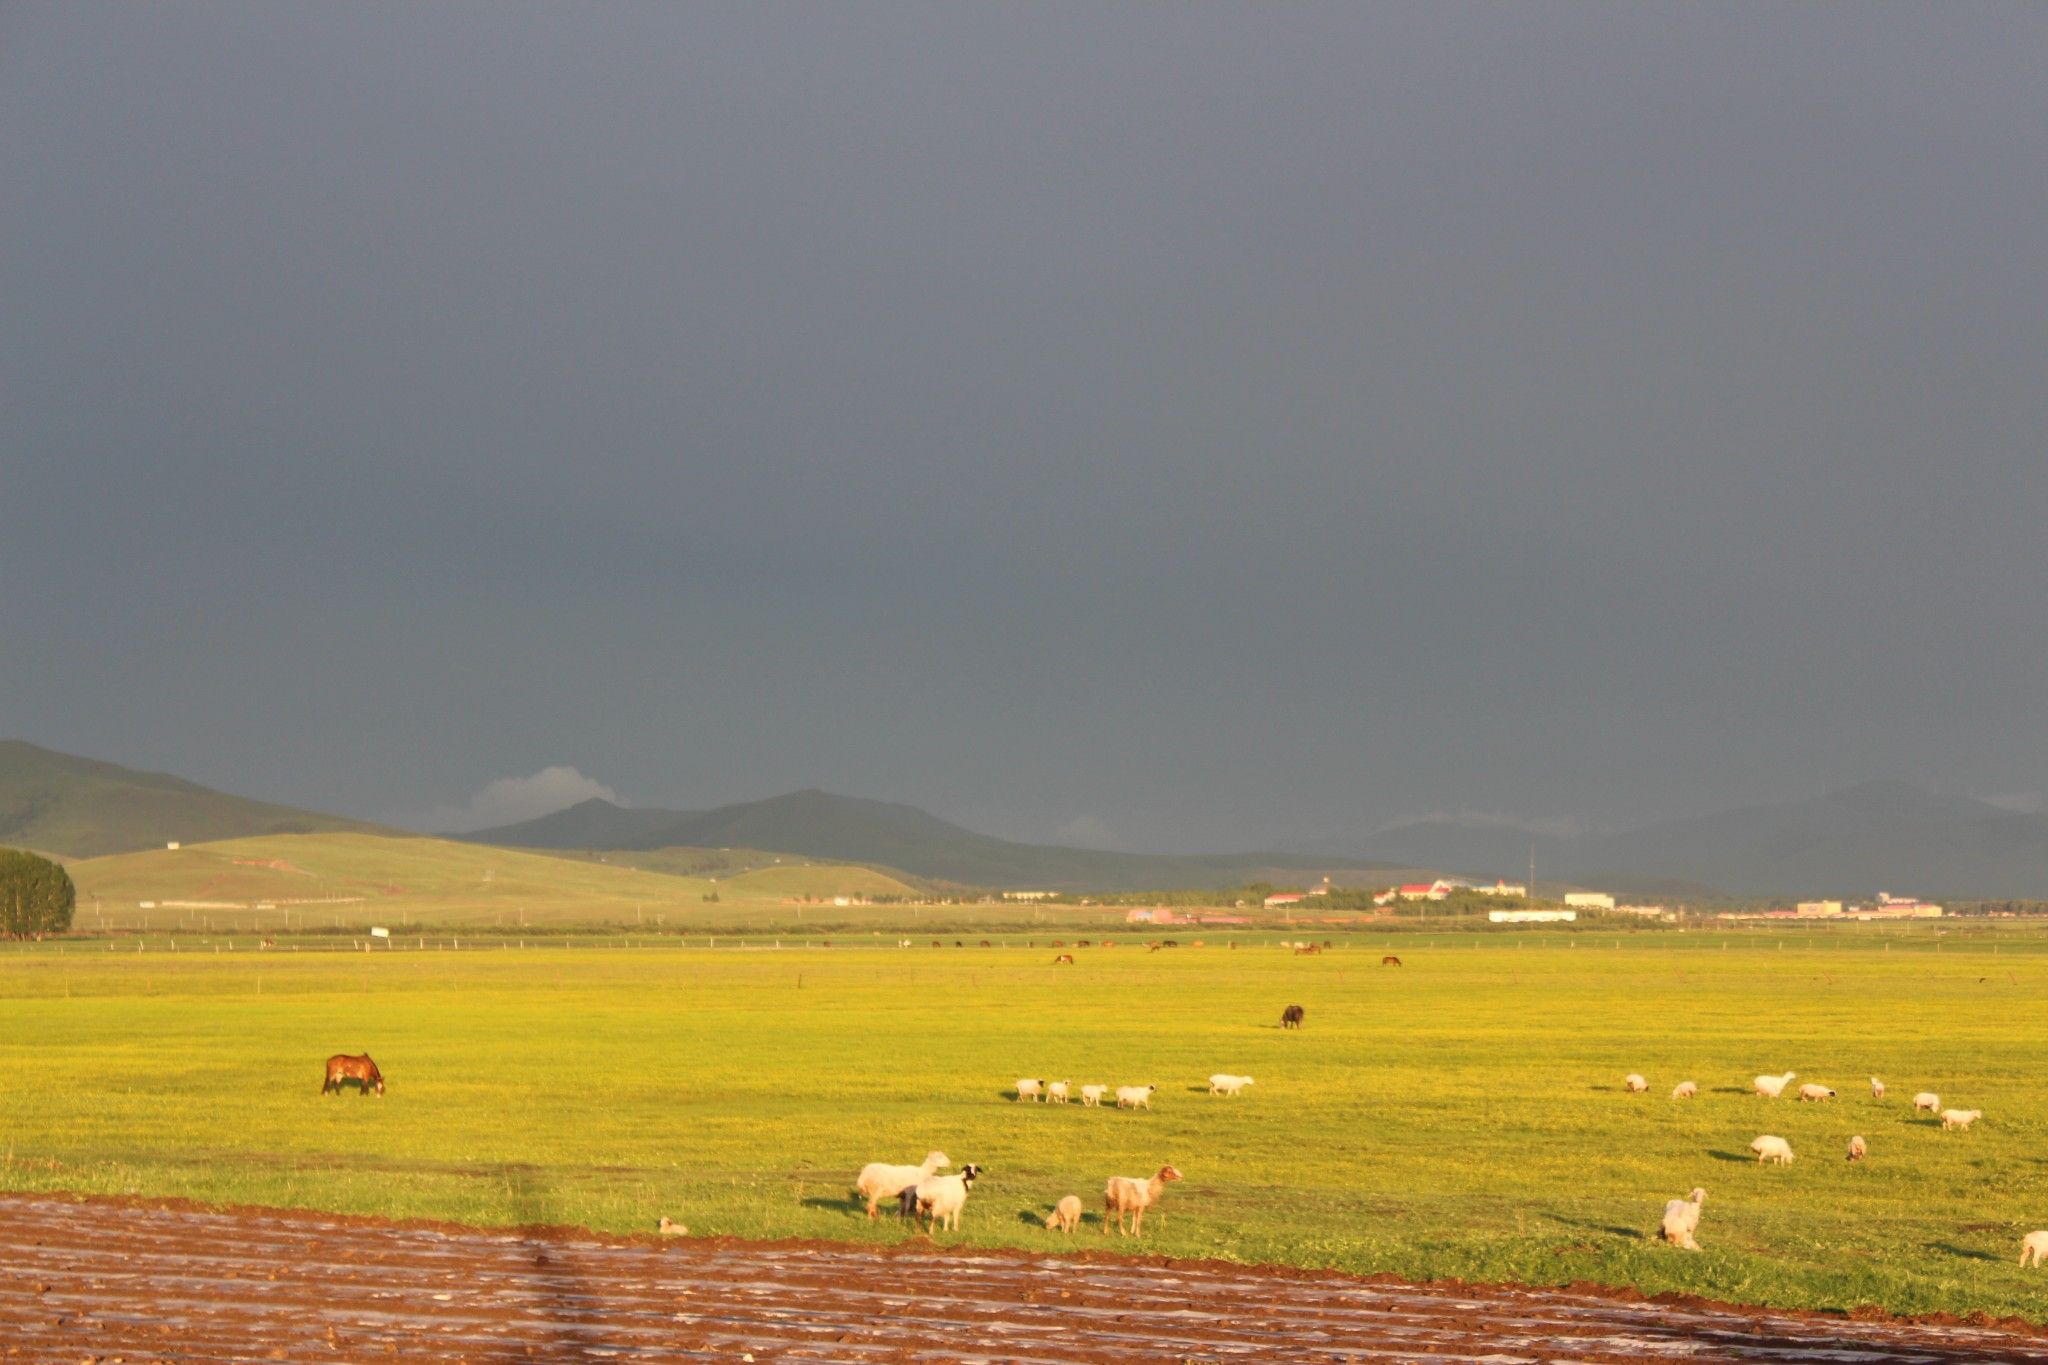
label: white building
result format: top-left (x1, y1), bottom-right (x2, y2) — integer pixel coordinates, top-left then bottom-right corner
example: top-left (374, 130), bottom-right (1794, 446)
top-left (1489, 909), bottom-right (1577, 923)
top-left (1473, 880), bottom-right (1528, 897)
top-left (1563, 892), bottom-right (1615, 911)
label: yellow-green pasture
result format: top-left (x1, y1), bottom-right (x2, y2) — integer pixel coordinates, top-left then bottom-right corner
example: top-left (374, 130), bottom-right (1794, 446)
top-left (2, 933), bottom-right (2046, 1321)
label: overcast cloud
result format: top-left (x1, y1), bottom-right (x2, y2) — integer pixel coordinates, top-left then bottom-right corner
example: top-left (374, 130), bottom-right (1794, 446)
top-left (3, 3), bottom-right (2044, 851)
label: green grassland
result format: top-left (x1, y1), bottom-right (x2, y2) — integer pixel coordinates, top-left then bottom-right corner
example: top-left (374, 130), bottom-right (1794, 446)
top-left (63, 834), bottom-right (922, 931)
top-left (2, 933), bottom-right (2046, 1321)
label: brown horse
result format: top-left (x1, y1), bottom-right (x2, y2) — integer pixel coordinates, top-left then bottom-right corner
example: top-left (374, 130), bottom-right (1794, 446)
top-left (322, 1053), bottom-right (384, 1097)
top-left (1381, 955), bottom-right (1403, 967)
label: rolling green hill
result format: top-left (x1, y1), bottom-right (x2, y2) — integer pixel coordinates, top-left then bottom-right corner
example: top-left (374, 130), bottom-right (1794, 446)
top-left (65, 832), bottom-right (928, 930)
top-left (0, 741), bottom-right (386, 859)
top-left (460, 789), bottom-right (1400, 892)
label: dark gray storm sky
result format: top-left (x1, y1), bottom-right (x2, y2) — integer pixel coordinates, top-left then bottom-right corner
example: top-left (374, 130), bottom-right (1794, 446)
top-left (5, 3), bottom-right (2045, 850)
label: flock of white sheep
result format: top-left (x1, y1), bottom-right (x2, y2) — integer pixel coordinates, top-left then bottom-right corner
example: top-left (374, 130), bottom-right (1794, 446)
top-left (848, 1068), bottom-right (1251, 1236)
top-left (1632, 1067), bottom-right (2031, 1261)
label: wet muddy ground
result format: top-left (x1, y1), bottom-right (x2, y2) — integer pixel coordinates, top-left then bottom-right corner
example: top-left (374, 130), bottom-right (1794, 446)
top-left (3, 1192), bottom-right (2045, 1362)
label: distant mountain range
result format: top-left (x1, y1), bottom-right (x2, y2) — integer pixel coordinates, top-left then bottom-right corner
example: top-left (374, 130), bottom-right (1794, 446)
top-left (455, 789), bottom-right (1402, 893)
top-left (0, 740), bottom-right (389, 859)
top-left (1365, 780), bottom-right (2048, 900)
top-left (9, 739), bottom-right (2047, 898)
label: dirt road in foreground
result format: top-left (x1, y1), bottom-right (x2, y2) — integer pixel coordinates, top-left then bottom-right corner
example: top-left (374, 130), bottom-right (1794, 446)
top-left (2, 1193), bottom-right (2044, 1363)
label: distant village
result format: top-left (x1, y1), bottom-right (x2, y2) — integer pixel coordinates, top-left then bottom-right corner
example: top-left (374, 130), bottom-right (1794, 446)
top-left (1102, 877), bottom-right (1948, 927)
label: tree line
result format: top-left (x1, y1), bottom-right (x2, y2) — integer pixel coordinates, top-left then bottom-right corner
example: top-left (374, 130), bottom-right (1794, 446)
top-left (0, 848), bottom-right (74, 937)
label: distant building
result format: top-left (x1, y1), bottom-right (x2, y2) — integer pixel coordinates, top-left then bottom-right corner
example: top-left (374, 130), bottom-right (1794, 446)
top-left (1473, 880), bottom-right (1527, 897)
top-left (1614, 904), bottom-right (1674, 920)
top-left (1396, 881), bottom-right (1451, 902)
top-left (1795, 900), bottom-right (1844, 918)
top-left (1002, 890), bottom-right (1055, 901)
top-left (1126, 907), bottom-right (1181, 924)
top-left (1563, 892), bottom-right (1615, 910)
top-left (166, 841), bottom-right (181, 850)
top-left (1489, 909), bottom-right (1577, 923)
top-left (1263, 893), bottom-right (1306, 908)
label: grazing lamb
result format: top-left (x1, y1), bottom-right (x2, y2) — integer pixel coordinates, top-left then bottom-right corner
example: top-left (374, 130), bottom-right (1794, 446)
top-left (1941, 1108), bottom-right (1982, 1131)
top-left (657, 1217), bottom-right (687, 1237)
top-left (1280, 1004), bottom-right (1305, 1030)
top-left (1750, 1134), bottom-right (1795, 1165)
top-left (1115, 1084), bottom-right (1157, 1110)
top-left (1079, 1084), bottom-right (1108, 1107)
top-left (2023, 1231), bottom-right (2048, 1268)
top-left (1103, 1164), bottom-right (1182, 1237)
top-left (1753, 1071), bottom-right (1797, 1099)
top-left (1671, 1081), bottom-right (1698, 1100)
top-left (1913, 1092), bottom-right (1941, 1114)
top-left (1796, 1083), bottom-right (1837, 1102)
top-left (1016, 1078), bottom-right (1045, 1103)
top-left (1624, 1073), bottom-right (1649, 1094)
top-left (1044, 1195), bottom-right (1082, 1234)
top-left (1847, 1135), bottom-right (1867, 1162)
top-left (1870, 1076), bottom-right (1885, 1100)
top-left (854, 1150), bottom-right (951, 1219)
top-left (1207, 1074), bottom-right (1254, 1097)
top-left (1657, 1187), bottom-right (1707, 1251)
top-left (1046, 1080), bottom-right (1070, 1105)
top-left (908, 1163), bottom-right (982, 1233)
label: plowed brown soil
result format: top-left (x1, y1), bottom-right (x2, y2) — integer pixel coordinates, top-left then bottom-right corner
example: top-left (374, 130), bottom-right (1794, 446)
top-left (3, 1192), bottom-right (2045, 1362)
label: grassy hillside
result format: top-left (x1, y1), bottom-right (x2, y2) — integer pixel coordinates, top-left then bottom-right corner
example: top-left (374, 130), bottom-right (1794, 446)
top-left (2, 932), bottom-right (2046, 1322)
top-left (66, 833), bottom-right (727, 930)
top-left (542, 844), bottom-right (927, 892)
top-left (464, 791), bottom-right (1402, 892)
top-left (0, 740), bottom-right (385, 858)
top-left (66, 833), bottom-right (933, 931)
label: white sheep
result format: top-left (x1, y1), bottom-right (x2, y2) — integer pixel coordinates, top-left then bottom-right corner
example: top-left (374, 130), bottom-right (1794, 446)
top-left (1753, 1071), bottom-right (1797, 1099)
top-left (1078, 1084), bottom-right (1108, 1107)
top-left (1847, 1135), bottom-right (1867, 1162)
top-left (1044, 1194), bottom-right (1082, 1234)
top-left (657, 1216), bottom-right (687, 1237)
top-left (1913, 1092), bottom-right (1941, 1114)
top-left (1796, 1083), bottom-right (1836, 1102)
top-left (1015, 1078), bottom-right (1045, 1103)
top-left (1941, 1108), bottom-right (1982, 1131)
top-left (1870, 1076), bottom-right (1885, 1100)
top-left (1670, 1081), bottom-right (1697, 1100)
top-left (1103, 1164), bottom-right (1182, 1236)
top-left (2022, 1231), bottom-right (2048, 1268)
top-left (1750, 1134), bottom-right (1795, 1165)
top-left (854, 1149), bottom-right (951, 1219)
top-left (1046, 1080), bottom-right (1070, 1105)
top-left (1657, 1187), bottom-right (1706, 1250)
top-left (910, 1163), bottom-right (981, 1233)
top-left (1624, 1073), bottom-right (1649, 1094)
top-left (1207, 1074), bottom-right (1254, 1097)
top-left (1115, 1084), bottom-right (1156, 1110)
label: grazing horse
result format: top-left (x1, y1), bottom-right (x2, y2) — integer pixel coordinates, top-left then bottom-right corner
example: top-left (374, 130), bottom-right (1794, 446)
top-left (1381, 955), bottom-right (1403, 967)
top-left (322, 1053), bottom-right (384, 1097)
top-left (1052, 953), bottom-right (1075, 965)
top-left (1280, 1004), bottom-right (1305, 1030)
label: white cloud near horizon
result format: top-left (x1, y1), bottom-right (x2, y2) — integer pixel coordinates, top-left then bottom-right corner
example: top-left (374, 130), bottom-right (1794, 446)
top-left (427, 766), bottom-right (623, 832)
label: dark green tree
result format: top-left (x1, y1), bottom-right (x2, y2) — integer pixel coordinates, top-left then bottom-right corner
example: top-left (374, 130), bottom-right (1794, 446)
top-left (0, 848), bottom-right (75, 938)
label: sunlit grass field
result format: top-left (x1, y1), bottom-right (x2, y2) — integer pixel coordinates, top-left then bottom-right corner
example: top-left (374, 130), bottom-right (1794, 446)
top-left (3, 932), bottom-right (2046, 1321)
